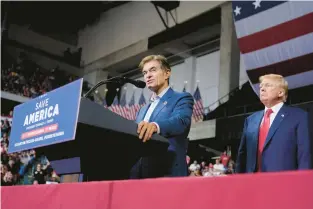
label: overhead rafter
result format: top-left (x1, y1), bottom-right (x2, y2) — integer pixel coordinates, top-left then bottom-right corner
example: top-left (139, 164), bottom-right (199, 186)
top-left (151, 1), bottom-right (180, 29)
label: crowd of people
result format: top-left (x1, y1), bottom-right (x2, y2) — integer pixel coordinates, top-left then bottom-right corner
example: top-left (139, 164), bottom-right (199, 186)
top-left (1, 51), bottom-right (76, 98)
top-left (187, 151), bottom-right (235, 177)
top-left (1, 111), bottom-right (60, 186)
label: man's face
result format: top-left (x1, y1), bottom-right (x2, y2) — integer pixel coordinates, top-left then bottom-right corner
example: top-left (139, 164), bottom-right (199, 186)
top-left (5, 172), bottom-right (13, 182)
top-left (142, 60), bottom-right (170, 92)
top-left (36, 164), bottom-right (41, 171)
top-left (259, 78), bottom-right (284, 106)
top-left (1, 164), bottom-right (7, 173)
top-left (8, 160), bottom-right (14, 167)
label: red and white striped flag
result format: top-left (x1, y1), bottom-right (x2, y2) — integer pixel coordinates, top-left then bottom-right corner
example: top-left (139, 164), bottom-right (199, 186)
top-left (192, 86), bottom-right (204, 123)
top-left (233, 1), bottom-right (313, 91)
top-left (128, 93), bottom-right (137, 120)
top-left (119, 92), bottom-right (130, 119)
top-left (108, 95), bottom-right (122, 116)
top-left (136, 91), bottom-right (146, 113)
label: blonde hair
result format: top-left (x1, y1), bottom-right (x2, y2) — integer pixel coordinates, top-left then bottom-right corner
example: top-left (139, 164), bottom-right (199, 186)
top-left (138, 55), bottom-right (171, 72)
top-left (259, 74), bottom-right (288, 102)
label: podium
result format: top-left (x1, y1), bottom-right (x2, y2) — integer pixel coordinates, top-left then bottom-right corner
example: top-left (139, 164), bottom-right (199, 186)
top-left (36, 98), bottom-right (169, 181)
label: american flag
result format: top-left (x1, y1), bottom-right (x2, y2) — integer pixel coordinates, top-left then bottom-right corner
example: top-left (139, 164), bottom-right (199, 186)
top-left (136, 91), bottom-right (146, 113)
top-left (192, 86), bottom-right (204, 123)
top-left (119, 92), bottom-right (130, 119)
top-left (108, 95), bottom-right (122, 116)
top-left (128, 92), bottom-right (137, 120)
top-left (102, 96), bottom-right (107, 108)
top-left (233, 1), bottom-right (313, 91)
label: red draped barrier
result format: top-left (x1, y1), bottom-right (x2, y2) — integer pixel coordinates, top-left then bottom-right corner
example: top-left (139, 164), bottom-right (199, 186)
top-left (2, 171), bottom-right (313, 209)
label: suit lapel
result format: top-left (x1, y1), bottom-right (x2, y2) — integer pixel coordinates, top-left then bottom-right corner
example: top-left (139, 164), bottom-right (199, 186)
top-left (263, 105), bottom-right (288, 149)
top-left (137, 104), bottom-right (150, 123)
top-left (149, 88), bottom-right (173, 122)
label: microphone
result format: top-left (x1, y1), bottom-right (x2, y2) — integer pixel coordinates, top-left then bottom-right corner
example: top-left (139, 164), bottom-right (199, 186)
top-left (118, 77), bottom-right (146, 88)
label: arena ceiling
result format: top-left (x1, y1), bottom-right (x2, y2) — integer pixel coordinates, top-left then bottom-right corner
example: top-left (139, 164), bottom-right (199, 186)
top-left (3, 1), bottom-right (128, 44)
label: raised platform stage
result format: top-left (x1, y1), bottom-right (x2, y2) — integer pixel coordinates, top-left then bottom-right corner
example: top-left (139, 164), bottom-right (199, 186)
top-left (2, 171), bottom-right (313, 209)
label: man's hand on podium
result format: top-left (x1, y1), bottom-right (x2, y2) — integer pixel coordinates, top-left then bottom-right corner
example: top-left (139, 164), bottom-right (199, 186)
top-left (137, 121), bottom-right (158, 143)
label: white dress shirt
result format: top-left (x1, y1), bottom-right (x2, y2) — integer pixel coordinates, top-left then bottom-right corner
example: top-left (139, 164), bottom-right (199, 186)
top-left (189, 163), bottom-right (200, 172)
top-left (262, 102), bottom-right (284, 127)
top-left (143, 86), bottom-right (170, 133)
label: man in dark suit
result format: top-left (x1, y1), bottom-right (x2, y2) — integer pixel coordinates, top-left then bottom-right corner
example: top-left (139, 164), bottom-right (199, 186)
top-left (130, 55), bottom-right (194, 178)
top-left (236, 74), bottom-right (312, 173)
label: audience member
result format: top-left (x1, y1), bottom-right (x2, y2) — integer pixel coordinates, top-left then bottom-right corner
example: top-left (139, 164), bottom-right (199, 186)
top-left (225, 161), bottom-right (235, 174)
top-left (200, 161), bottom-right (206, 171)
top-left (220, 150), bottom-right (230, 167)
top-left (46, 171), bottom-right (60, 184)
top-left (33, 163), bottom-right (47, 184)
top-left (189, 160), bottom-right (200, 172)
top-left (202, 166), bottom-right (213, 177)
top-left (213, 158), bottom-right (225, 173)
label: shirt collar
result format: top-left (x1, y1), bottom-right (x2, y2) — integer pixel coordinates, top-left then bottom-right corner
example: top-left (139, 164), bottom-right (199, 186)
top-left (264, 102), bottom-right (284, 114)
top-left (150, 86), bottom-right (170, 102)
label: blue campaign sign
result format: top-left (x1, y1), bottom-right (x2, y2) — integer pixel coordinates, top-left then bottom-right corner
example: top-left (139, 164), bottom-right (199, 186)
top-left (8, 79), bottom-right (83, 153)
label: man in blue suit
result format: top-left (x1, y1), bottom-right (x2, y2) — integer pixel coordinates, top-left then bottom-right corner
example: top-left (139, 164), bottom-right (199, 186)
top-left (236, 74), bottom-right (312, 173)
top-left (130, 55), bottom-right (194, 179)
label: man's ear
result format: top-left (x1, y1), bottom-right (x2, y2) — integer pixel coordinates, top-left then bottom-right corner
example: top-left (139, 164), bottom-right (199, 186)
top-left (165, 70), bottom-right (171, 79)
top-left (278, 90), bottom-right (285, 99)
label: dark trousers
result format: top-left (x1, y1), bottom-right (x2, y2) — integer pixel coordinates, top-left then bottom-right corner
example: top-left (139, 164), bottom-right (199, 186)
top-left (129, 151), bottom-right (176, 179)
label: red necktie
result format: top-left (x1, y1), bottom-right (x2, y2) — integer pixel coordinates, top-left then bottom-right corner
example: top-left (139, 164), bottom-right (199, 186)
top-left (257, 108), bottom-right (273, 172)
